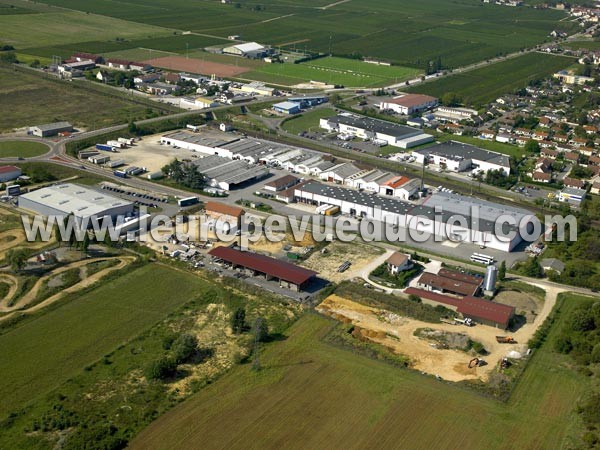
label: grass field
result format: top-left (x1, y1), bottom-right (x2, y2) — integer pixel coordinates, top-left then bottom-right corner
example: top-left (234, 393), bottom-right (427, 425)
top-left (4, 0), bottom-right (573, 71)
top-left (281, 107), bottom-right (337, 134)
top-left (0, 10), bottom-right (171, 49)
top-left (407, 52), bottom-right (574, 107)
top-left (0, 65), bottom-right (168, 131)
top-left (131, 292), bottom-right (590, 450)
top-left (246, 57), bottom-right (421, 87)
top-left (0, 264), bottom-right (206, 420)
top-left (563, 40), bottom-right (600, 51)
top-left (0, 141), bottom-right (49, 158)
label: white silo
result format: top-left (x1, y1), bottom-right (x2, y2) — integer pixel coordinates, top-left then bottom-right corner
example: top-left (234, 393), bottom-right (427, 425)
top-left (483, 265), bottom-right (498, 294)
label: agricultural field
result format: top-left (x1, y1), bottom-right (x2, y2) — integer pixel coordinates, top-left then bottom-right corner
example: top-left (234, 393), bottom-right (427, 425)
top-left (0, 10), bottom-right (171, 49)
top-left (2, 0), bottom-right (573, 71)
top-left (408, 52), bottom-right (575, 107)
top-left (130, 291), bottom-right (590, 449)
top-left (246, 56), bottom-right (421, 87)
top-left (0, 141), bottom-right (49, 158)
top-left (0, 264), bottom-right (206, 420)
top-left (0, 65), bottom-right (170, 132)
top-left (281, 107), bottom-right (337, 135)
top-left (563, 40), bottom-right (600, 51)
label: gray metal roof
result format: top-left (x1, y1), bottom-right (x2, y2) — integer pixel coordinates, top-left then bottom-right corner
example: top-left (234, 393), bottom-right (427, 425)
top-left (327, 114), bottom-right (422, 139)
top-left (415, 141), bottom-right (510, 168)
top-left (424, 191), bottom-right (531, 222)
top-left (33, 121), bottom-right (72, 131)
top-left (20, 183), bottom-right (132, 218)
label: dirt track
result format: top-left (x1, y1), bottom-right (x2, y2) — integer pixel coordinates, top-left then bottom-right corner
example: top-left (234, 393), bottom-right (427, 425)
top-left (0, 256), bottom-right (135, 321)
top-left (317, 287), bottom-right (562, 382)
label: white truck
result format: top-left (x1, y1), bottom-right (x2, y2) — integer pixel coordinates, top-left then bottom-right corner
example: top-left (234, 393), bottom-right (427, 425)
top-left (454, 317), bottom-right (474, 327)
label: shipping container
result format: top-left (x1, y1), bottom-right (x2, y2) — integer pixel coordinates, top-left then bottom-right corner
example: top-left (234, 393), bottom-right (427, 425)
top-left (107, 140), bottom-right (126, 149)
top-left (178, 196), bottom-right (199, 207)
top-left (88, 155), bottom-right (110, 164)
top-left (96, 144), bottom-right (115, 152)
top-left (106, 159), bottom-right (125, 168)
top-left (147, 170), bottom-right (164, 180)
top-left (114, 170), bottom-right (128, 178)
top-left (118, 137), bottom-right (134, 145)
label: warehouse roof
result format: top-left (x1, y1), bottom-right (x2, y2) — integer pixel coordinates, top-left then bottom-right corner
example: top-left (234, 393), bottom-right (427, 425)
top-left (437, 268), bottom-right (483, 286)
top-left (265, 174), bottom-right (298, 189)
top-left (297, 181), bottom-right (413, 215)
top-left (387, 94), bottom-right (437, 107)
top-left (327, 114), bottom-right (422, 139)
top-left (273, 101), bottom-right (300, 110)
top-left (404, 288), bottom-right (514, 328)
top-left (32, 121), bottom-right (72, 131)
top-left (19, 183), bottom-right (132, 218)
top-left (415, 141), bottom-right (509, 168)
top-left (208, 247), bottom-right (317, 285)
top-left (231, 42), bottom-right (265, 53)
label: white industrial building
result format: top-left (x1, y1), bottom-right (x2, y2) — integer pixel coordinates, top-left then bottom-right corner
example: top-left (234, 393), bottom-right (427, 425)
top-left (320, 113), bottom-right (433, 148)
top-left (379, 94), bottom-right (438, 115)
top-left (160, 131), bottom-right (239, 158)
top-left (412, 141), bottom-right (511, 175)
top-left (18, 183), bottom-right (134, 226)
top-left (293, 182), bottom-right (536, 252)
top-left (0, 166), bottom-right (22, 182)
top-left (191, 155), bottom-right (269, 191)
top-left (222, 42), bottom-right (268, 58)
top-left (433, 106), bottom-right (478, 123)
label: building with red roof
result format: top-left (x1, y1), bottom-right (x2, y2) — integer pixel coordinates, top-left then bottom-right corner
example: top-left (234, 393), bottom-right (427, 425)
top-left (405, 287), bottom-right (515, 329)
top-left (208, 246), bottom-right (317, 291)
top-left (379, 94), bottom-right (438, 115)
top-left (0, 165), bottom-right (21, 182)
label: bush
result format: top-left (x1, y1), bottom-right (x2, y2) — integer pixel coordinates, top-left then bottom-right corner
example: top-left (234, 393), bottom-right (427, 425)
top-left (145, 356), bottom-right (177, 380)
top-left (171, 333), bottom-right (198, 364)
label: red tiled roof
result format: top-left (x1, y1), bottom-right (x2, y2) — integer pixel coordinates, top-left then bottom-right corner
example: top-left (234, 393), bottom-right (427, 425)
top-left (416, 272), bottom-right (479, 297)
top-left (265, 174), bottom-right (298, 189)
top-left (405, 288), bottom-right (515, 328)
top-left (205, 201), bottom-right (244, 218)
top-left (386, 252), bottom-right (410, 266)
top-left (387, 94), bottom-right (437, 107)
top-left (0, 165), bottom-right (20, 174)
top-left (437, 268), bottom-right (483, 286)
top-left (382, 175), bottom-right (410, 189)
top-left (208, 247), bottom-right (317, 285)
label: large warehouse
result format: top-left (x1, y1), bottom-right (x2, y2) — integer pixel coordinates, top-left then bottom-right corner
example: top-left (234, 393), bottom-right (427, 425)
top-left (412, 141), bottom-right (511, 175)
top-left (192, 154), bottom-right (269, 191)
top-left (294, 182), bottom-right (537, 252)
top-left (29, 121), bottom-right (73, 137)
top-left (320, 113), bottom-right (434, 148)
top-left (19, 183), bottom-right (134, 225)
top-left (379, 94), bottom-right (438, 115)
top-left (208, 246), bottom-right (317, 292)
top-left (222, 42), bottom-right (268, 58)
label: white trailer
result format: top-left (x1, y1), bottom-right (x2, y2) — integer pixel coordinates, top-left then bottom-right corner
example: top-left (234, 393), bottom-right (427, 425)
top-left (88, 155), bottom-right (110, 164)
top-left (118, 137), bottom-right (135, 145)
top-left (107, 140), bottom-right (127, 149)
top-left (186, 124), bottom-right (200, 132)
top-left (147, 170), bottom-right (164, 180)
top-left (106, 159), bottom-right (125, 168)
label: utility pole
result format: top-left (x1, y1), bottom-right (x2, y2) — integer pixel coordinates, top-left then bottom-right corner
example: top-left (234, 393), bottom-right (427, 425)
top-left (252, 317), bottom-right (263, 371)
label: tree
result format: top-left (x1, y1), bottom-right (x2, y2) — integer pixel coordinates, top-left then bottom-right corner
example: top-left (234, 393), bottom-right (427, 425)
top-left (498, 260), bottom-right (506, 281)
top-left (171, 333), bottom-right (198, 363)
top-left (128, 120), bottom-right (138, 134)
top-left (524, 139), bottom-right (540, 154)
top-left (0, 51), bottom-right (17, 63)
top-left (521, 257), bottom-right (543, 278)
top-left (81, 232), bottom-right (90, 253)
top-left (7, 248), bottom-right (27, 272)
top-left (440, 92), bottom-right (461, 107)
top-left (255, 317), bottom-right (269, 342)
top-left (145, 356), bottom-right (177, 380)
top-left (230, 307), bottom-right (246, 334)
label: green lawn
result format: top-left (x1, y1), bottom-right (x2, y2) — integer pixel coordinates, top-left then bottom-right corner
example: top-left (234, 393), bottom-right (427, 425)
top-left (0, 264), bottom-right (206, 419)
top-left (131, 292), bottom-right (590, 450)
top-left (0, 141), bottom-right (49, 158)
top-left (563, 40), bottom-right (600, 51)
top-left (247, 57), bottom-right (420, 87)
top-left (281, 107), bottom-right (337, 134)
top-left (408, 53), bottom-right (574, 107)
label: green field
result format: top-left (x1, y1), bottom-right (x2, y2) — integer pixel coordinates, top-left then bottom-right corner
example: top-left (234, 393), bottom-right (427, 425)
top-left (131, 293), bottom-right (590, 450)
top-left (3, 0), bottom-right (574, 71)
top-left (0, 141), bottom-right (49, 158)
top-left (246, 56), bottom-right (421, 87)
top-left (281, 107), bottom-right (337, 134)
top-left (563, 40), bottom-right (600, 51)
top-left (0, 264), bottom-right (206, 419)
top-left (0, 10), bottom-right (171, 49)
top-left (408, 52), bottom-right (574, 107)
top-left (0, 65), bottom-right (173, 132)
